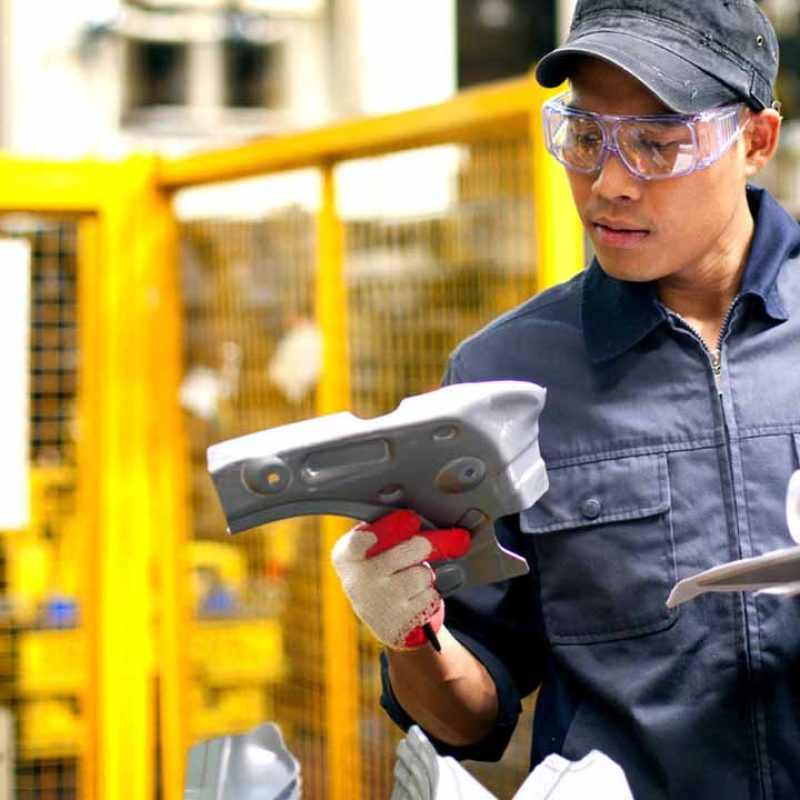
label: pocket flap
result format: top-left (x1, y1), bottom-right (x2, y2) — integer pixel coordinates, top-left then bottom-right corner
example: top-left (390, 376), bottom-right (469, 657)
top-left (521, 452), bottom-right (669, 534)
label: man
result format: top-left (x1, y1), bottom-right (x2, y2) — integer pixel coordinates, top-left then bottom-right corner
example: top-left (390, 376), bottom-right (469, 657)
top-left (332, 1), bottom-right (800, 797)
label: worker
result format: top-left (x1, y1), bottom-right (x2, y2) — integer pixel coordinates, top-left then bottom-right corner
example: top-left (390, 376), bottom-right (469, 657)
top-left (333, 1), bottom-right (800, 797)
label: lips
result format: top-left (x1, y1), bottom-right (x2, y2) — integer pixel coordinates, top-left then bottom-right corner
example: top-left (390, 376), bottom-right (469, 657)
top-left (591, 217), bottom-right (650, 248)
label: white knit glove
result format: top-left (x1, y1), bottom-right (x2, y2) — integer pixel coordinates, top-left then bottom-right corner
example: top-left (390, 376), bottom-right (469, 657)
top-left (390, 725), bottom-right (498, 800)
top-left (331, 510), bottom-right (470, 650)
top-left (513, 751), bottom-right (633, 799)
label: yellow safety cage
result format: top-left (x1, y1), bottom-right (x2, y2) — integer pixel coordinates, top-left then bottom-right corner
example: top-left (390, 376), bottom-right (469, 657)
top-left (0, 72), bottom-right (582, 800)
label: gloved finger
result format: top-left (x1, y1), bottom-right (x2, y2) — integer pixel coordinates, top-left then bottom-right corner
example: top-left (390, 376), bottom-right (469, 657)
top-left (406, 726), bottom-right (441, 784)
top-left (394, 564), bottom-right (440, 604)
top-left (364, 528), bottom-right (471, 577)
top-left (389, 784), bottom-right (411, 800)
top-left (419, 527), bottom-right (471, 562)
top-left (403, 603), bottom-right (444, 648)
top-left (363, 509), bottom-right (423, 557)
top-left (389, 759), bottom-right (413, 800)
top-left (367, 537), bottom-right (438, 576)
top-left (393, 749), bottom-right (429, 800)
top-left (393, 765), bottom-right (425, 800)
top-left (331, 527), bottom-right (379, 564)
top-left (395, 737), bottom-right (434, 799)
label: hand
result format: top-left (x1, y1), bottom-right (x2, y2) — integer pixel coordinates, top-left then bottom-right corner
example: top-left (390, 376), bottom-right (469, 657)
top-left (331, 510), bottom-right (470, 650)
top-left (391, 725), bottom-right (498, 800)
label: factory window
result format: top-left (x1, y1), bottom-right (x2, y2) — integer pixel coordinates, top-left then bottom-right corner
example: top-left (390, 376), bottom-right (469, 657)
top-left (457, 0), bottom-right (556, 88)
top-left (223, 38), bottom-right (282, 108)
top-left (126, 39), bottom-right (189, 108)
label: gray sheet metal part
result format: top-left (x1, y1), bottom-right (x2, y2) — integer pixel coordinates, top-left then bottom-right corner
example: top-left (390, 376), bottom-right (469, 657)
top-left (184, 722), bottom-right (300, 800)
top-left (207, 380), bottom-right (548, 594)
top-left (667, 546), bottom-right (800, 607)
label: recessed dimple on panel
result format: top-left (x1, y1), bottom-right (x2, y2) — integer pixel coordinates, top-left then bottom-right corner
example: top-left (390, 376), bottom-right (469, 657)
top-left (300, 438), bottom-right (390, 486)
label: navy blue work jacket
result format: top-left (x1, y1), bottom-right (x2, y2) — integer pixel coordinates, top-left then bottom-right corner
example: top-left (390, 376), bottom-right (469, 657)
top-left (381, 187), bottom-right (800, 799)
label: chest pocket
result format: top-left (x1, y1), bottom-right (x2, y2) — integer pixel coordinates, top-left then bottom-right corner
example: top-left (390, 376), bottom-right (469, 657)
top-left (520, 452), bottom-right (678, 644)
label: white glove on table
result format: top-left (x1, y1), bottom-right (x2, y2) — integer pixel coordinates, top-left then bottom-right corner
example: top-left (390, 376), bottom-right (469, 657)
top-left (390, 726), bottom-right (498, 800)
top-left (514, 750), bottom-right (633, 799)
top-left (389, 726), bottom-right (634, 800)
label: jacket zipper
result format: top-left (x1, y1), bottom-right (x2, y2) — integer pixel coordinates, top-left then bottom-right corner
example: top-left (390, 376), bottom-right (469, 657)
top-left (671, 298), bottom-right (737, 394)
top-left (667, 298), bottom-right (767, 798)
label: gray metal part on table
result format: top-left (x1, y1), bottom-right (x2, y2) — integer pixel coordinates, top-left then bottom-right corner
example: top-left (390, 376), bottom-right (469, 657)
top-left (207, 380), bottom-right (549, 594)
top-left (184, 722), bottom-right (300, 800)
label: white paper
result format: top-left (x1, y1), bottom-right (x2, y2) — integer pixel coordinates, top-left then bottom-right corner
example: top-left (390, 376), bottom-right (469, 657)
top-left (668, 470), bottom-right (800, 608)
top-left (0, 240), bottom-right (31, 530)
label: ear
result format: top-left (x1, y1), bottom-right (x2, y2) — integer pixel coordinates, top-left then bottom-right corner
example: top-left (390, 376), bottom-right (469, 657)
top-left (743, 109), bottom-right (781, 177)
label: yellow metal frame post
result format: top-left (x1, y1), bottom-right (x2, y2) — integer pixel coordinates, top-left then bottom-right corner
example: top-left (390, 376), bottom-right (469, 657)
top-left (77, 214), bottom-right (103, 800)
top-left (529, 80), bottom-right (585, 291)
top-left (316, 163), bottom-right (362, 799)
top-left (145, 171), bottom-right (191, 800)
top-left (93, 155), bottom-right (190, 800)
top-left (0, 155), bottom-right (189, 800)
top-left (93, 157), bottom-right (161, 800)
top-left (0, 158), bottom-right (114, 800)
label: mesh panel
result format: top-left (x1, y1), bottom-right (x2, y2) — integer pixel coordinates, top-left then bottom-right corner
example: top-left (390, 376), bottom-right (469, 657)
top-left (178, 182), bottom-right (330, 795)
top-left (343, 140), bottom-right (536, 798)
top-left (0, 219), bottom-right (84, 799)
top-left (176, 137), bottom-right (539, 798)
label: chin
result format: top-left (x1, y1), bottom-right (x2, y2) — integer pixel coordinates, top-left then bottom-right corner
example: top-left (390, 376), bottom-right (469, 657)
top-left (594, 254), bottom-right (658, 283)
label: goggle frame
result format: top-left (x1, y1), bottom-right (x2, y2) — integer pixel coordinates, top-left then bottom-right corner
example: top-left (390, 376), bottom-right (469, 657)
top-left (542, 91), bottom-right (750, 181)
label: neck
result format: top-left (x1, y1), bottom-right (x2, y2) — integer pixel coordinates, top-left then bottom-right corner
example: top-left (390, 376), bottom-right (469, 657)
top-left (656, 198), bottom-right (755, 350)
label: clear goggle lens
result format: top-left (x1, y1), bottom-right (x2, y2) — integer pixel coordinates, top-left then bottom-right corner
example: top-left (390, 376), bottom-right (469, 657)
top-left (542, 92), bottom-right (748, 180)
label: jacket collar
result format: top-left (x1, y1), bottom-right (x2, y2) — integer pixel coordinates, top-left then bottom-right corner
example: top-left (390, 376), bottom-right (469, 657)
top-left (582, 187), bottom-right (800, 364)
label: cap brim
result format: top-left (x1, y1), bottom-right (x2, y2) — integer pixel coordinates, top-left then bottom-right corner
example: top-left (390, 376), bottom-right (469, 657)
top-left (535, 31), bottom-right (739, 113)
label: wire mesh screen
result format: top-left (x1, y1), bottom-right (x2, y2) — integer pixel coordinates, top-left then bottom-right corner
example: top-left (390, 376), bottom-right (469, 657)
top-left (175, 136), bottom-right (539, 798)
top-left (341, 139), bottom-right (537, 798)
top-left (177, 174), bottom-right (332, 796)
top-left (0, 218), bottom-right (85, 799)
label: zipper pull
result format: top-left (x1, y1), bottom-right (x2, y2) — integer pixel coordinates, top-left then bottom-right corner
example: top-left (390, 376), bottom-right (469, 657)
top-left (710, 349), bottom-right (722, 394)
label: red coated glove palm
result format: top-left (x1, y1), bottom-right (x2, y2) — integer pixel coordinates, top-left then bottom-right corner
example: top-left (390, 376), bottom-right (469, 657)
top-left (331, 509), bottom-right (470, 650)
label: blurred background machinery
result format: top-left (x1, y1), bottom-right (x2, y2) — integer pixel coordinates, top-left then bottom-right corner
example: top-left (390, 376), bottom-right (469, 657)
top-left (0, 76), bottom-right (580, 799)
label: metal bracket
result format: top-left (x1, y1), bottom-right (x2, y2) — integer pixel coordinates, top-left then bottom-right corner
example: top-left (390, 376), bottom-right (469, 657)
top-left (207, 380), bottom-right (548, 593)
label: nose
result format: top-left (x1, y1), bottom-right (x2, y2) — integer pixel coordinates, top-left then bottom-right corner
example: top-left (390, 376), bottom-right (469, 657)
top-left (590, 147), bottom-right (643, 203)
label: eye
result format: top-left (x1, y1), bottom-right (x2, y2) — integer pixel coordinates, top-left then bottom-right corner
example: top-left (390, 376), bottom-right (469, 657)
top-left (639, 138), bottom-right (679, 153)
top-left (565, 120), bottom-right (603, 149)
top-left (632, 123), bottom-right (692, 150)
top-left (574, 132), bottom-right (602, 147)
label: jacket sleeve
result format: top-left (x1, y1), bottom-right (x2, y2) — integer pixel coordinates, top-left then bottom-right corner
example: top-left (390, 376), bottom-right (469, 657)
top-left (379, 513), bottom-right (547, 761)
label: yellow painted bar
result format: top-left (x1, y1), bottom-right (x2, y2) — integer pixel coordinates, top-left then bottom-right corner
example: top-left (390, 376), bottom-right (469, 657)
top-left (158, 75), bottom-right (538, 190)
top-left (77, 215), bottom-right (102, 800)
top-left (93, 157), bottom-right (158, 800)
top-left (530, 82), bottom-right (585, 290)
top-left (129, 163), bottom-right (191, 800)
top-left (149, 189), bottom-right (191, 800)
top-left (316, 164), bottom-right (362, 799)
top-left (0, 156), bottom-right (108, 211)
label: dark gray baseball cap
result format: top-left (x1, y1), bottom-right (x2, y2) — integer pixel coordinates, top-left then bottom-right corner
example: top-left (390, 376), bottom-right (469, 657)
top-left (536, 0), bottom-right (779, 113)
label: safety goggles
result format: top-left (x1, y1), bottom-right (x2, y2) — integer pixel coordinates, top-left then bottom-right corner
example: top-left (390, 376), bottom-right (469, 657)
top-left (542, 91), bottom-right (750, 180)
